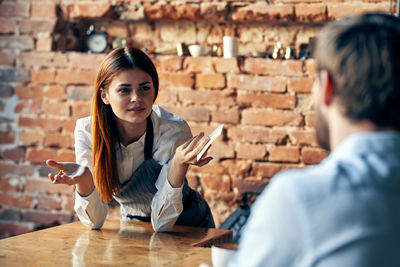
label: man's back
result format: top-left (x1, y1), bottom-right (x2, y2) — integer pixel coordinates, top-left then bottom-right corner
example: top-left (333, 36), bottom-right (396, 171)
top-left (230, 131), bottom-right (400, 267)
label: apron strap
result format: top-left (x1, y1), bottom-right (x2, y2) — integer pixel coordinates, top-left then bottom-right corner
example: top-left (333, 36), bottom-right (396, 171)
top-left (144, 115), bottom-right (154, 160)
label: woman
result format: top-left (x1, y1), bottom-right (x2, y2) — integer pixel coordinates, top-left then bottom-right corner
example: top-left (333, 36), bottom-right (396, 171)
top-left (46, 47), bottom-right (215, 232)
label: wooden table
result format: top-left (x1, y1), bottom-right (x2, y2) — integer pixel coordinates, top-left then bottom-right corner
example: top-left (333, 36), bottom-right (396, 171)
top-left (0, 219), bottom-right (232, 266)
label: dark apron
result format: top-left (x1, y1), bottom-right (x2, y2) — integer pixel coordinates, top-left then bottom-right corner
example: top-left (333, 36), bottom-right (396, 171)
top-left (113, 116), bottom-right (215, 228)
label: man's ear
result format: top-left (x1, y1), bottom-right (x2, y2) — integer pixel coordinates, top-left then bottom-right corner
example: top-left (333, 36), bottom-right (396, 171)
top-left (319, 70), bottom-right (335, 106)
top-left (100, 88), bottom-right (110, 105)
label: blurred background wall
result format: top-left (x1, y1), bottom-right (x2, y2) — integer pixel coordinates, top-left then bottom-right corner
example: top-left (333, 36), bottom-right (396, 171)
top-left (0, 0), bottom-right (396, 238)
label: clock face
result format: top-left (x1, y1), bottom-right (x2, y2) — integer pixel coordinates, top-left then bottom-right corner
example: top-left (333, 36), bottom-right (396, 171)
top-left (86, 33), bottom-right (108, 53)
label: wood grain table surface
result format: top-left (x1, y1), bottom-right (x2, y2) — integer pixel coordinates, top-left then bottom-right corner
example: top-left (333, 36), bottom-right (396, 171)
top-left (0, 219), bottom-right (232, 266)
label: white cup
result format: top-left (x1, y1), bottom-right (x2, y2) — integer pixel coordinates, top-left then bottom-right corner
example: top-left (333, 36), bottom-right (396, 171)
top-left (211, 243), bottom-right (238, 267)
top-left (223, 36), bottom-right (237, 58)
top-left (188, 44), bottom-right (204, 57)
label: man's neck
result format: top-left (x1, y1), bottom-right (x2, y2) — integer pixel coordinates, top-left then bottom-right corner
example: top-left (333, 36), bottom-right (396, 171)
top-left (328, 109), bottom-right (379, 150)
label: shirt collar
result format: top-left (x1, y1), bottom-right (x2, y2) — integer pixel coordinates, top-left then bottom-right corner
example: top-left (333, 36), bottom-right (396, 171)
top-left (331, 131), bottom-right (400, 160)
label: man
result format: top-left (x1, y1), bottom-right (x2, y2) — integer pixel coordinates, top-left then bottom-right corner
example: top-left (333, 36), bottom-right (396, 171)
top-left (229, 13), bottom-right (400, 267)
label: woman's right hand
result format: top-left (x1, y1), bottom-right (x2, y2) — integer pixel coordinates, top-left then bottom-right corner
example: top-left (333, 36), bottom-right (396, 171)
top-left (46, 159), bottom-right (90, 186)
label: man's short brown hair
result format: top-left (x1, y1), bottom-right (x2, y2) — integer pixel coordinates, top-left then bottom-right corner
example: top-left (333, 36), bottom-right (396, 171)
top-left (314, 13), bottom-right (400, 130)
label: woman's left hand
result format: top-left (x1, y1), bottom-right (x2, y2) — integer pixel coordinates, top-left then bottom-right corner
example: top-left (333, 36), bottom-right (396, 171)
top-left (174, 132), bottom-right (213, 167)
top-left (168, 133), bottom-right (213, 188)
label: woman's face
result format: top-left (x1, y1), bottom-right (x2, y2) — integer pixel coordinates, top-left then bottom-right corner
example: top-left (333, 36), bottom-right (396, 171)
top-left (101, 68), bottom-right (155, 129)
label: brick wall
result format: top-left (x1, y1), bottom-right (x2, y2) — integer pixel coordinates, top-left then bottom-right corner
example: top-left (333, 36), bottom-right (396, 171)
top-left (0, 0), bottom-right (395, 238)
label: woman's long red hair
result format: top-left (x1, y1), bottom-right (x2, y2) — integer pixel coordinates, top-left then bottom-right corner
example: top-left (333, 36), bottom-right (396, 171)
top-left (91, 47), bottom-right (159, 202)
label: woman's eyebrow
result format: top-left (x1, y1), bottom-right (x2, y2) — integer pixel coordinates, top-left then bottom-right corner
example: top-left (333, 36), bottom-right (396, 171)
top-left (117, 83), bottom-right (132, 87)
top-left (139, 81), bottom-right (150, 86)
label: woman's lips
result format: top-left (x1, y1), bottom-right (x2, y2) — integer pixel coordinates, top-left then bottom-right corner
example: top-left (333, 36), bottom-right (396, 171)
top-left (128, 107), bottom-right (145, 113)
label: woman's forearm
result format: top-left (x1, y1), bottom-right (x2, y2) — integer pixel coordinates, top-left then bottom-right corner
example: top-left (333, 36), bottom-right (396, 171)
top-left (75, 166), bottom-right (95, 197)
top-left (167, 158), bottom-right (188, 188)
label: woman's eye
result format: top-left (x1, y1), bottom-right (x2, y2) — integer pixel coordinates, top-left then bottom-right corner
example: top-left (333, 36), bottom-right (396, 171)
top-left (119, 88), bottom-right (130, 94)
top-left (140, 86), bottom-right (150, 91)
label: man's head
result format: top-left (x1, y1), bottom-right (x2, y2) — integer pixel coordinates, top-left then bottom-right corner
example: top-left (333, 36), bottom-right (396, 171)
top-left (312, 13), bottom-right (400, 150)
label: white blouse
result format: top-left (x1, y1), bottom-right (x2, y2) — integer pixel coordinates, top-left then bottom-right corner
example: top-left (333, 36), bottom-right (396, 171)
top-left (73, 105), bottom-right (192, 232)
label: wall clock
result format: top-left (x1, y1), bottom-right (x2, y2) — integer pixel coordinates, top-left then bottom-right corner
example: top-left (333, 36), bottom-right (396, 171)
top-left (85, 25), bottom-right (108, 54)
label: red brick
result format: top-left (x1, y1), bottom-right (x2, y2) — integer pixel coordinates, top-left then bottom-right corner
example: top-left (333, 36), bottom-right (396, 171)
top-left (210, 140), bottom-right (235, 159)
top-left (0, 36), bottom-right (34, 50)
top-left (236, 177), bottom-right (269, 194)
top-left (36, 36), bottom-right (52, 51)
top-left (251, 162), bottom-right (300, 178)
top-left (0, 131), bottom-right (14, 144)
top-left (68, 3), bottom-right (113, 18)
top-left (200, 174), bottom-right (231, 192)
top-left (14, 84), bottom-right (43, 99)
top-left (19, 117), bottom-right (63, 131)
top-left (1, 148), bottom-right (25, 161)
top-left (26, 148), bottom-right (57, 163)
top-left (228, 74), bottom-right (286, 92)
top-left (0, 163), bottom-right (33, 176)
top-left (62, 118), bottom-right (77, 133)
top-left (0, 18), bottom-right (17, 33)
top-left (44, 133), bottom-right (71, 149)
top-left (242, 109), bottom-right (303, 126)
top-left (25, 179), bottom-right (73, 196)
top-left (178, 89), bottom-right (235, 106)
top-left (211, 107), bottom-right (240, 124)
top-left (159, 72), bottom-right (194, 89)
top-left (244, 58), bottom-right (304, 76)
top-left (237, 92), bottom-right (296, 109)
top-left (14, 99), bottom-right (42, 115)
top-left (305, 112), bottom-right (315, 127)
top-left (23, 210), bottom-right (72, 225)
top-left (0, 177), bottom-right (23, 192)
top-left (154, 56), bottom-right (183, 71)
top-left (0, 192), bottom-right (33, 209)
top-left (145, 4), bottom-right (200, 20)
top-left (56, 69), bottom-right (97, 85)
top-left (36, 196), bottom-right (62, 211)
top-left (0, 50), bottom-right (15, 65)
top-left (220, 160), bottom-right (252, 177)
top-left (44, 85), bottom-right (66, 99)
top-left (43, 100), bottom-right (70, 117)
top-left (31, 69), bottom-right (56, 84)
top-left (18, 131), bottom-right (43, 146)
top-left (213, 58), bottom-right (240, 74)
top-left (63, 195), bottom-right (75, 211)
top-left (20, 52), bottom-right (53, 67)
top-left (228, 126), bottom-right (287, 144)
top-left (328, 3), bottom-right (390, 20)
top-left (162, 105), bottom-right (210, 123)
top-left (70, 101), bottom-right (91, 119)
top-left (55, 149), bottom-right (76, 162)
top-left (155, 89), bottom-right (178, 105)
top-left (68, 52), bottom-right (105, 69)
top-left (268, 146), bottom-right (300, 163)
top-left (288, 77), bottom-right (314, 93)
top-left (184, 57), bottom-right (215, 73)
top-left (20, 52), bottom-right (68, 68)
top-left (236, 143), bottom-right (267, 160)
top-left (31, 1), bottom-right (56, 18)
top-left (196, 73), bottom-right (225, 89)
top-left (302, 147), bottom-right (329, 164)
top-left (306, 59), bottom-right (318, 77)
top-left (19, 19), bottom-right (57, 34)
top-left (295, 4), bottom-right (326, 23)
top-left (0, 1), bottom-right (30, 17)
top-left (289, 129), bottom-right (318, 146)
top-left (0, 222), bottom-right (33, 238)
top-left (232, 3), bottom-right (294, 22)
top-left (189, 123), bottom-right (221, 136)
top-left (200, 2), bottom-right (228, 22)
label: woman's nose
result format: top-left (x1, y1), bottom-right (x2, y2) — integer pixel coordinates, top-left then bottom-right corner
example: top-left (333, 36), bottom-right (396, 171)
top-left (130, 91), bottom-right (140, 102)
